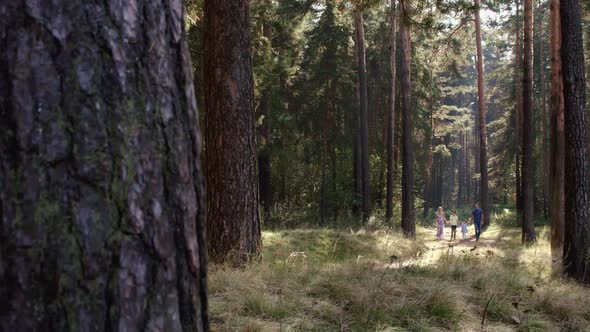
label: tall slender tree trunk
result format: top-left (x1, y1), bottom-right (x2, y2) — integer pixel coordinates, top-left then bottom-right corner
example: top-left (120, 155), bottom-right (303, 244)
top-left (353, 33), bottom-right (362, 217)
top-left (386, 1), bottom-right (397, 223)
top-left (458, 131), bottom-right (465, 205)
top-left (400, 0), bottom-right (415, 237)
top-left (561, 0), bottom-right (590, 283)
top-left (354, 13), bottom-right (371, 223)
top-left (320, 129), bottom-right (328, 224)
top-left (258, 12), bottom-right (273, 223)
top-left (538, 4), bottom-right (550, 219)
top-left (0, 0), bottom-right (209, 330)
top-left (205, 0), bottom-right (262, 265)
top-left (515, 0), bottom-right (524, 219)
top-left (550, 0), bottom-right (565, 249)
top-left (474, 0), bottom-right (491, 226)
top-left (423, 109), bottom-right (435, 218)
top-left (463, 131), bottom-right (473, 203)
top-left (522, 0), bottom-right (537, 242)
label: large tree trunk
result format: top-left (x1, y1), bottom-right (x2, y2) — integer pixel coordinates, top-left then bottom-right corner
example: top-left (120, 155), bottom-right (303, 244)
top-left (258, 14), bottom-right (273, 223)
top-left (474, 0), bottom-right (491, 227)
top-left (522, 0), bottom-right (537, 243)
top-left (400, 0), bottom-right (416, 238)
top-left (561, 0), bottom-right (590, 283)
top-left (354, 13), bottom-right (372, 223)
top-left (550, 0), bottom-right (565, 249)
top-left (204, 0), bottom-right (261, 265)
top-left (0, 1), bottom-right (208, 330)
top-left (386, 1), bottom-right (397, 223)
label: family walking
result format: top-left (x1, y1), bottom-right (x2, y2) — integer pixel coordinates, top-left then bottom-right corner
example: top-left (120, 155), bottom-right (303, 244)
top-left (434, 203), bottom-right (485, 241)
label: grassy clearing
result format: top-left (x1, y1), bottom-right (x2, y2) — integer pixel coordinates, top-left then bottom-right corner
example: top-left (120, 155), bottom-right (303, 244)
top-left (209, 223), bottom-right (590, 331)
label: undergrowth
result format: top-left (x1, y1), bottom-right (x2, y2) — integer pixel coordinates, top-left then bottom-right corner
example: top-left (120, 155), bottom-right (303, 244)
top-left (209, 224), bottom-right (590, 331)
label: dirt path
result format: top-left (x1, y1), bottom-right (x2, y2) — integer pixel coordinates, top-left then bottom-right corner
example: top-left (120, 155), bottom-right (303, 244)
top-left (390, 225), bottom-right (513, 269)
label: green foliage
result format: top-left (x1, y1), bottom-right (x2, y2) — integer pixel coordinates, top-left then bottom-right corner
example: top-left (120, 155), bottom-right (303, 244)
top-left (190, 0), bottom-right (579, 227)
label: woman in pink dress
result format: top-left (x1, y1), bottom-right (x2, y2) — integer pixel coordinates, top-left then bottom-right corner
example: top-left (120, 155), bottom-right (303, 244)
top-left (434, 207), bottom-right (447, 240)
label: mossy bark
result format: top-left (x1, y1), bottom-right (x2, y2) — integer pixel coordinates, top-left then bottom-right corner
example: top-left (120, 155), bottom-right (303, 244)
top-left (0, 1), bottom-right (208, 330)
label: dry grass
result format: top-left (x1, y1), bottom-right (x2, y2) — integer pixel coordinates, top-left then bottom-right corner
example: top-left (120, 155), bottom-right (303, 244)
top-left (209, 224), bottom-right (590, 331)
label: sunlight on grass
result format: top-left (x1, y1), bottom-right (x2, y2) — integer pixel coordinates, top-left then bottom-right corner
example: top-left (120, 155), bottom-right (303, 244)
top-left (210, 224), bottom-right (590, 331)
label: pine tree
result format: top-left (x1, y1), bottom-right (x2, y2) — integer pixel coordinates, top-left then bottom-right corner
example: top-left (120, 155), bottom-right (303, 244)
top-left (0, 1), bottom-right (208, 329)
top-left (522, 0), bottom-right (537, 242)
top-left (204, 0), bottom-right (262, 265)
top-left (561, 0), bottom-right (590, 283)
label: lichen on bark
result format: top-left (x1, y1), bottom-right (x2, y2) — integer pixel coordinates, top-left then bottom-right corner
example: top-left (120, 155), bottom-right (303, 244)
top-left (0, 0), bottom-right (208, 331)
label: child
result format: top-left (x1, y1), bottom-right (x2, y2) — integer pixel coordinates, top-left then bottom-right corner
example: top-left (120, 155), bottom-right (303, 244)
top-left (449, 209), bottom-right (459, 240)
top-left (461, 220), bottom-right (469, 240)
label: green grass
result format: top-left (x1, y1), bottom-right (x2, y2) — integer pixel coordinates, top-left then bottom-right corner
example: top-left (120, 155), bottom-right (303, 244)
top-left (209, 223), bottom-right (590, 331)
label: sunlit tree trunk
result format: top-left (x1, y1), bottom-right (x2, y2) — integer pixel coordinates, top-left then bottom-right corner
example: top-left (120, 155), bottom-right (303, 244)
top-left (354, 12), bottom-right (372, 223)
top-left (205, 0), bottom-right (262, 265)
top-left (474, 0), bottom-right (491, 226)
top-left (400, 0), bottom-right (415, 238)
top-left (550, 0), bottom-right (565, 249)
top-left (522, 0), bottom-right (537, 242)
top-left (0, 0), bottom-right (208, 330)
top-left (561, 0), bottom-right (590, 283)
top-left (386, 1), bottom-right (397, 223)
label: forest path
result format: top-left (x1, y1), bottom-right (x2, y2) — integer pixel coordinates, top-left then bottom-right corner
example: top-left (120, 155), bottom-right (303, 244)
top-left (387, 224), bottom-right (520, 269)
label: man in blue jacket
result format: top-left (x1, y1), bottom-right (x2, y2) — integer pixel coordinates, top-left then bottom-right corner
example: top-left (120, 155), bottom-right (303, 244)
top-left (471, 202), bottom-right (485, 241)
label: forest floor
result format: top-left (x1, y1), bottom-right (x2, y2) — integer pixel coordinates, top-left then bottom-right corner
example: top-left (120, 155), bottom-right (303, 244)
top-left (209, 213), bottom-right (590, 331)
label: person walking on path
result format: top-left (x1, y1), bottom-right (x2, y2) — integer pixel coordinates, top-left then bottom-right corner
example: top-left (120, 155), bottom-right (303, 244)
top-left (460, 220), bottom-right (469, 240)
top-left (470, 202), bottom-right (485, 241)
top-left (435, 207), bottom-right (447, 241)
top-left (449, 209), bottom-right (459, 240)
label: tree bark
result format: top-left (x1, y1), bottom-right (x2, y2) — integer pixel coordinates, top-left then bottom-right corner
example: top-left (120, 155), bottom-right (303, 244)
top-left (258, 13), bottom-right (273, 223)
top-left (386, 1), bottom-right (397, 223)
top-left (522, 0), bottom-right (537, 242)
top-left (354, 13), bottom-right (372, 223)
top-left (550, 0), bottom-right (565, 249)
top-left (400, 0), bottom-right (416, 238)
top-left (561, 0), bottom-right (590, 283)
top-left (474, 0), bottom-right (491, 227)
top-left (204, 0), bottom-right (261, 265)
top-left (0, 1), bottom-right (208, 330)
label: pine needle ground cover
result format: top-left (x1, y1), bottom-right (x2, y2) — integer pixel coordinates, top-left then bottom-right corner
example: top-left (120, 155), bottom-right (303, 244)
top-left (209, 223), bottom-right (590, 331)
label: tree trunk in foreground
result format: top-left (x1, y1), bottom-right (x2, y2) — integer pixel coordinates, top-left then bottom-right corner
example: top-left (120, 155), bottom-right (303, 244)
top-left (354, 13), bottom-right (372, 223)
top-left (522, 0), bottom-right (537, 243)
top-left (204, 0), bottom-right (261, 265)
top-left (550, 0), bottom-right (565, 249)
top-left (0, 1), bottom-right (208, 330)
top-left (561, 0), bottom-right (590, 283)
top-left (474, 0), bottom-right (491, 227)
top-left (400, 0), bottom-right (416, 238)
top-left (386, 1), bottom-right (397, 223)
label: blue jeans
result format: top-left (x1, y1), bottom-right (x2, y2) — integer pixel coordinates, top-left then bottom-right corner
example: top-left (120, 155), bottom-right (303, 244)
top-left (474, 221), bottom-right (481, 240)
